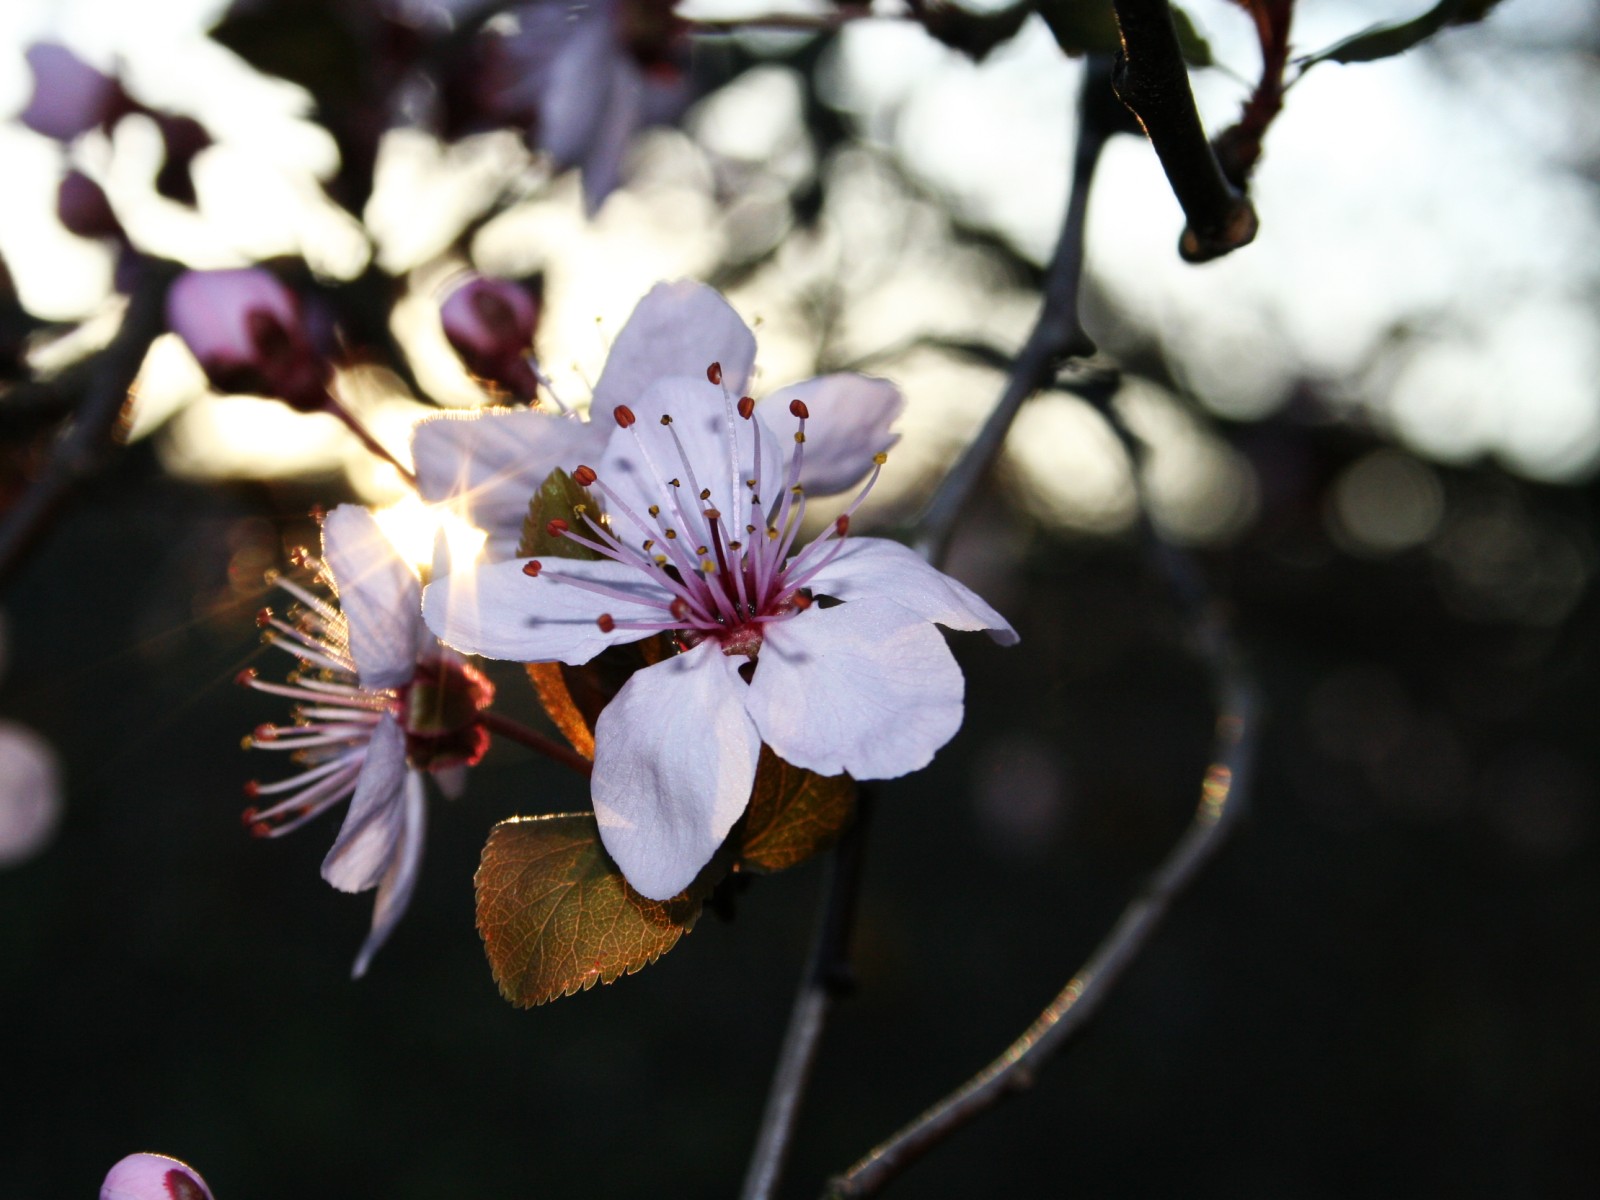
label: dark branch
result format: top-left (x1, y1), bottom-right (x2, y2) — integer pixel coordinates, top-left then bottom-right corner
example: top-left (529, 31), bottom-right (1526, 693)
top-left (913, 55), bottom-right (1116, 563)
top-left (739, 794), bottom-right (873, 1200)
top-left (1110, 0), bottom-right (1258, 262)
top-left (0, 261), bottom-right (176, 588)
top-left (827, 538), bottom-right (1259, 1197)
top-left (739, 55), bottom-right (1121, 1200)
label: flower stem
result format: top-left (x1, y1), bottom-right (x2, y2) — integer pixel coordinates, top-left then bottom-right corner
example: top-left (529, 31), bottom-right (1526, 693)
top-left (479, 709), bottom-right (592, 777)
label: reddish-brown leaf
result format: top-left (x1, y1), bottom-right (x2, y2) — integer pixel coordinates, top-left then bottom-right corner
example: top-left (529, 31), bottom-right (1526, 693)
top-left (476, 814), bottom-right (704, 1007)
top-left (736, 749), bottom-right (856, 874)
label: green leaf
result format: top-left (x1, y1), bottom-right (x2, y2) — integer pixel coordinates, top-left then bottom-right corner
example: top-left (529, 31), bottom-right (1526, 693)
top-left (736, 749), bottom-right (856, 874)
top-left (1298, 0), bottom-right (1504, 69)
top-left (1036, 0), bottom-right (1212, 67)
top-left (517, 467), bottom-right (604, 561)
top-left (476, 814), bottom-right (708, 1007)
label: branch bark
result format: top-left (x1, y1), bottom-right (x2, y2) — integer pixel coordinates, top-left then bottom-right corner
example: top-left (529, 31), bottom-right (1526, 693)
top-left (1110, 0), bottom-right (1258, 262)
top-left (0, 261), bottom-right (176, 588)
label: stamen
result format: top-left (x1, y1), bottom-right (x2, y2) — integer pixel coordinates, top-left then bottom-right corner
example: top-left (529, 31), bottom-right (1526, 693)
top-left (737, 396), bottom-right (755, 419)
top-left (707, 361), bottom-right (722, 385)
top-left (597, 614), bottom-right (615, 633)
top-left (522, 560), bottom-right (542, 577)
top-left (614, 405), bottom-right (636, 428)
top-left (573, 465), bottom-right (597, 486)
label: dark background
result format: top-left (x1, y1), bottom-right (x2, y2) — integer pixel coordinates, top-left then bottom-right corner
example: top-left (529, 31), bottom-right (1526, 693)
top-left (2, 421), bottom-right (1595, 1198)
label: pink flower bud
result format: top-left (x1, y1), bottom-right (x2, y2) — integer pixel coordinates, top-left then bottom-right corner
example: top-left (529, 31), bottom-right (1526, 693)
top-left (439, 274), bottom-right (540, 400)
top-left (57, 171), bottom-right (122, 240)
top-left (19, 43), bottom-right (127, 142)
top-left (100, 1153), bottom-right (214, 1200)
top-left (166, 269), bottom-right (330, 412)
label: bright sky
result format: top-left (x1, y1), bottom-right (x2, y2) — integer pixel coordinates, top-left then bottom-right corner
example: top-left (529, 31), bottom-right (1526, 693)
top-left (2, 0), bottom-right (1597, 525)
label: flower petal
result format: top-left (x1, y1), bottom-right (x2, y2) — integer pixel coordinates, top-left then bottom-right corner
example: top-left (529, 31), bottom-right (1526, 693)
top-left (0, 719), bottom-right (62, 868)
top-left (351, 771), bottom-right (427, 979)
top-left (591, 642), bottom-right (760, 900)
top-left (321, 505), bottom-right (422, 687)
top-left (592, 281), bottom-right (757, 411)
top-left (763, 373), bottom-right (904, 497)
top-left (578, 53), bottom-right (643, 214)
top-left (535, 1), bottom-right (615, 167)
top-left (412, 408), bottom-right (607, 559)
top-left (803, 537), bottom-right (1019, 645)
top-left (747, 597), bottom-right (965, 779)
top-left (321, 715), bottom-right (408, 894)
top-left (595, 374), bottom-right (782, 539)
top-left (424, 555), bottom-right (667, 665)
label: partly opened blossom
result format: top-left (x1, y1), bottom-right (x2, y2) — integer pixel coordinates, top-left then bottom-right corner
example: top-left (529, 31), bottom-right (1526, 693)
top-left (412, 280), bottom-right (904, 559)
top-left (101, 1153), bottom-right (213, 1200)
top-left (166, 269), bottom-right (329, 412)
top-left (424, 292), bottom-right (1017, 900)
top-left (241, 505), bottom-right (492, 976)
top-left (439, 273), bottom-right (542, 400)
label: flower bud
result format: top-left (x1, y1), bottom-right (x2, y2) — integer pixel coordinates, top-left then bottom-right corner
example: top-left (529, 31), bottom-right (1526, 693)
top-left (439, 274), bottom-right (540, 400)
top-left (100, 1153), bottom-right (214, 1200)
top-left (166, 269), bottom-right (330, 412)
top-left (19, 43), bottom-right (128, 142)
top-left (57, 171), bottom-right (122, 241)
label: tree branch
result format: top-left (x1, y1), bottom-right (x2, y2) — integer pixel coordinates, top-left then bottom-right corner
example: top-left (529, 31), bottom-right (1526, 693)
top-left (738, 56), bottom-right (1121, 1200)
top-left (913, 55), bottom-right (1116, 564)
top-left (739, 794), bottom-right (873, 1200)
top-left (827, 555), bottom-right (1258, 1197)
top-left (1110, 0), bottom-right (1258, 262)
top-left (0, 261), bottom-right (176, 588)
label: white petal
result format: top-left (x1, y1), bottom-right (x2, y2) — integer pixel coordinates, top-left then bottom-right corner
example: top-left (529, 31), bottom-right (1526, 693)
top-left (536, 3), bottom-right (615, 166)
top-left (804, 537), bottom-right (1019, 645)
top-left (592, 281), bottom-right (757, 412)
top-left (411, 408), bottom-right (607, 558)
top-left (351, 771), bottom-right (427, 979)
top-left (0, 720), bottom-right (62, 868)
top-left (424, 555), bottom-right (667, 665)
top-left (591, 642), bottom-right (760, 900)
top-left (322, 505), bottom-right (422, 687)
top-left (321, 715), bottom-right (409, 894)
top-left (595, 375), bottom-right (782, 537)
top-left (763, 373), bottom-right (904, 497)
top-left (746, 597), bottom-right (965, 779)
top-left (578, 54), bottom-right (643, 214)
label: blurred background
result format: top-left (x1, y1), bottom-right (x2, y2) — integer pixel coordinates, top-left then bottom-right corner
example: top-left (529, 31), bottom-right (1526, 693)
top-left (1, 0), bottom-right (1597, 1195)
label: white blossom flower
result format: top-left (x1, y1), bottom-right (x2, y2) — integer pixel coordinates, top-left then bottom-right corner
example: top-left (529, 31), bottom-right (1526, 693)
top-left (240, 505), bottom-right (492, 976)
top-left (422, 293), bottom-right (1017, 900)
top-left (411, 280), bottom-right (905, 560)
top-left (480, 0), bottom-right (689, 212)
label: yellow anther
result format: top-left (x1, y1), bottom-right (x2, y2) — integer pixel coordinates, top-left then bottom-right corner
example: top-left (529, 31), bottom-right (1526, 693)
top-left (873, 452), bottom-right (888, 465)
top-left (793, 431), bottom-right (806, 444)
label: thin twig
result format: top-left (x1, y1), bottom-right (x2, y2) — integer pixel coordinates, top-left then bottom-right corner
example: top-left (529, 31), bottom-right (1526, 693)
top-left (738, 58), bottom-right (1119, 1200)
top-left (827, 655), bottom-right (1255, 1197)
top-left (739, 794), bottom-right (873, 1200)
top-left (478, 709), bottom-right (594, 777)
top-left (0, 261), bottom-right (177, 588)
top-left (912, 56), bottom-right (1115, 564)
top-left (1109, 0), bottom-right (1258, 262)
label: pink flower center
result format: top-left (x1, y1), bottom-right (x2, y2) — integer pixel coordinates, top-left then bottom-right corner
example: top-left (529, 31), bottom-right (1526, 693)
top-left (525, 364), bottom-right (884, 661)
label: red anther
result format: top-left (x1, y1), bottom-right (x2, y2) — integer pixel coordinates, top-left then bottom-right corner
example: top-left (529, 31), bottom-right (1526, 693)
top-left (522, 559), bottom-right (543, 577)
top-left (572, 464), bottom-right (597, 486)
top-left (789, 398), bottom-right (810, 420)
top-left (248, 820), bottom-right (272, 839)
top-left (670, 597), bottom-right (690, 621)
top-left (545, 518), bottom-right (569, 538)
top-left (241, 805), bottom-right (259, 825)
top-left (792, 590), bottom-right (814, 611)
top-left (253, 723), bottom-right (278, 742)
top-left (234, 668), bottom-right (258, 686)
top-left (835, 514), bottom-right (850, 536)
top-left (614, 405), bottom-right (636, 428)
top-left (243, 781), bottom-right (260, 799)
top-left (707, 361), bottom-right (723, 385)
top-left (254, 607), bottom-right (273, 628)
top-left (703, 508), bottom-right (721, 521)
top-left (737, 396), bottom-right (755, 419)
top-left (597, 613), bottom-right (616, 633)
